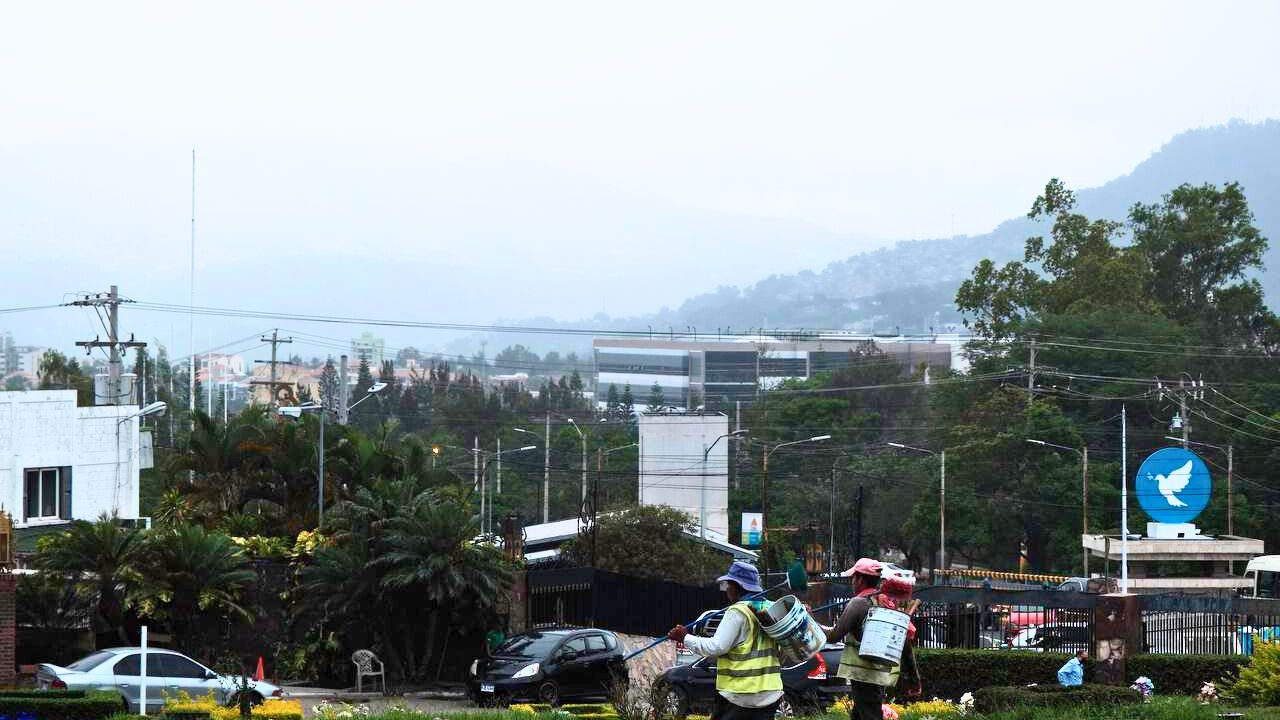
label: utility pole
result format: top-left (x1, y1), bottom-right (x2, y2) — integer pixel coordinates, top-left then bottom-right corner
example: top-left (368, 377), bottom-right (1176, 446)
top-left (337, 355), bottom-right (350, 425)
top-left (854, 485), bottom-right (864, 562)
top-left (1027, 337), bottom-right (1036, 401)
top-left (543, 412), bottom-right (551, 523)
top-left (940, 449), bottom-right (947, 570)
top-left (72, 285), bottom-right (146, 405)
top-left (251, 330), bottom-right (294, 408)
top-left (1082, 445), bottom-right (1089, 577)
top-left (1121, 404), bottom-right (1129, 594)
top-left (1179, 376), bottom-right (1190, 446)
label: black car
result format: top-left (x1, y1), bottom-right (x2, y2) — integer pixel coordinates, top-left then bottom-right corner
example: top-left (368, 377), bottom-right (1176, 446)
top-left (658, 643), bottom-right (850, 719)
top-left (468, 628), bottom-right (627, 706)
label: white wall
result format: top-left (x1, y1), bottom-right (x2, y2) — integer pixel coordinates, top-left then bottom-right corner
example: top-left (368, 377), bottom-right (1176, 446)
top-left (638, 413), bottom-right (729, 537)
top-left (0, 390), bottom-right (141, 528)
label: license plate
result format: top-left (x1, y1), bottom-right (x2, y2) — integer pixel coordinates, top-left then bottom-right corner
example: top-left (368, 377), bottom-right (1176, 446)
top-left (481, 684), bottom-right (495, 693)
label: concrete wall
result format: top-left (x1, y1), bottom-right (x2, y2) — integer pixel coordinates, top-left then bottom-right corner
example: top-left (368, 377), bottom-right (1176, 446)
top-left (0, 390), bottom-right (141, 527)
top-left (638, 413), bottom-right (729, 537)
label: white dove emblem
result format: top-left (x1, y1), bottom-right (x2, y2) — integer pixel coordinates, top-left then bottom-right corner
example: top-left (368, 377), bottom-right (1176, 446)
top-left (1151, 460), bottom-right (1194, 507)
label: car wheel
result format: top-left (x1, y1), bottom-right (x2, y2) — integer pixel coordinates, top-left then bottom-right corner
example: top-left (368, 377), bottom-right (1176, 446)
top-left (659, 683), bottom-right (689, 719)
top-left (538, 680), bottom-right (561, 707)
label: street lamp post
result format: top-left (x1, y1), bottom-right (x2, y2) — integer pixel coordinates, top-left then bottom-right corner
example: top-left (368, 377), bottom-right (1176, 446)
top-left (1026, 439), bottom-right (1089, 575)
top-left (887, 442), bottom-right (946, 572)
top-left (702, 430), bottom-right (749, 540)
top-left (279, 382), bottom-right (386, 529)
top-left (479, 445), bottom-right (538, 536)
top-left (568, 418), bottom-right (588, 505)
top-left (762, 435), bottom-right (831, 577)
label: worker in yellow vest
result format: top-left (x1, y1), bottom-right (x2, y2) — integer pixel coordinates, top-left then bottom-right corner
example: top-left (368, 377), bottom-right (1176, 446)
top-left (825, 558), bottom-right (921, 720)
top-left (668, 561), bottom-right (782, 720)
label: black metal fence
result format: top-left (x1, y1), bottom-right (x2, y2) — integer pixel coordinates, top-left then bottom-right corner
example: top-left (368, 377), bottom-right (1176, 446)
top-left (911, 586), bottom-right (1097, 651)
top-left (528, 567), bottom-right (723, 637)
top-left (1142, 594), bottom-right (1280, 654)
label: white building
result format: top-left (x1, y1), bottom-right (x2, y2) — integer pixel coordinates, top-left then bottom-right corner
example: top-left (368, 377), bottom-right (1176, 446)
top-left (638, 411), bottom-right (730, 537)
top-left (0, 390), bottom-right (147, 530)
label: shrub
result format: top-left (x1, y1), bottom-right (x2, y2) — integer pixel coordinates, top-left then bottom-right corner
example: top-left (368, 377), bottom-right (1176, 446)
top-left (914, 649), bottom-right (1247, 699)
top-left (0, 690), bottom-right (125, 720)
top-left (1222, 638), bottom-right (1280, 706)
top-left (973, 685), bottom-right (1141, 713)
top-left (1128, 654), bottom-right (1245, 696)
top-left (163, 692), bottom-right (302, 720)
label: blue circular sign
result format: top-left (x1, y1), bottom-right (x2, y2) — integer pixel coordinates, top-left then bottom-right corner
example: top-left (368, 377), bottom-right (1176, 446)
top-left (1135, 447), bottom-right (1212, 523)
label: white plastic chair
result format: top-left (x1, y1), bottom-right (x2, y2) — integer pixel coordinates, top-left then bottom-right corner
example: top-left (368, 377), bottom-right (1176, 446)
top-left (351, 649), bottom-right (386, 694)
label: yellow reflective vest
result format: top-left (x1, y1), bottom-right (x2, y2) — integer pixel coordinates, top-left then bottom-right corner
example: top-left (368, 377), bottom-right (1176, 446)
top-left (716, 602), bottom-right (783, 693)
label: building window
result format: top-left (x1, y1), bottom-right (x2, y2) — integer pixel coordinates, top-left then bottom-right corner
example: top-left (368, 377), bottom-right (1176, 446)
top-left (23, 467), bottom-right (67, 521)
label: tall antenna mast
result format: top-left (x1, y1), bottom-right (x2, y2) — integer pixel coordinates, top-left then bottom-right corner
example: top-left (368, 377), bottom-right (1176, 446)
top-left (189, 149), bottom-right (196, 426)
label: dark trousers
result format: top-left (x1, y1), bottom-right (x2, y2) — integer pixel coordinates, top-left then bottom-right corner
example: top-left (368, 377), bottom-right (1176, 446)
top-left (849, 681), bottom-right (885, 720)
top-left (711, 693), bottom-right (780, 720)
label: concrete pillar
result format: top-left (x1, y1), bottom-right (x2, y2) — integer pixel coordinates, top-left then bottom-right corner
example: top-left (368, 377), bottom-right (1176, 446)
top-left (0, 574), bottom-right (14, 686)
top-left (509, 569), bottom-right (529, 635)
top-left (1093, 594), bottom-right (1143, 685)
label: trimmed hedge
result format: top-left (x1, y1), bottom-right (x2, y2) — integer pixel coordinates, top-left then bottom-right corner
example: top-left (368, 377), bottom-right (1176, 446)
top-left (0, 689), bottom-right (87, 698)
top-left (973, 685), bottom-right (1142, 713)
top-left (0, 690), bottom-right (124, 720)
top-left (1128, 654), bottom-right (1245, 695)
top-left (914, 649), bottom-right (1246, 700)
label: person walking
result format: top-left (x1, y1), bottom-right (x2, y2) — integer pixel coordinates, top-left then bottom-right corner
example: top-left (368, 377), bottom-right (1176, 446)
top-left (667, 561), bottom-right (782, 720)
top-left (1057, 650), bottom-right (1087, 687)
top-left (825, 558), bottom-right (921, 720)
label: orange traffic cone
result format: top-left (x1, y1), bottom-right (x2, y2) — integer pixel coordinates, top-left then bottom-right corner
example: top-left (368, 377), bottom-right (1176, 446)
top-left (254, 656), bottom-right (265, 682)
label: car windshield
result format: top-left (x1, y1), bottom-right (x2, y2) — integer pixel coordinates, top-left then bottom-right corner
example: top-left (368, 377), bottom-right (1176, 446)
top-left (66, 651), bottom-right (116, 672)
top-left (493, 632), bottom-right (567, 659)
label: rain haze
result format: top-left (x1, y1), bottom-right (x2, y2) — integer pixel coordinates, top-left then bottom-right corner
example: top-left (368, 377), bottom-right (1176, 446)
top-left (4, 1), bottom-right (1280, 356)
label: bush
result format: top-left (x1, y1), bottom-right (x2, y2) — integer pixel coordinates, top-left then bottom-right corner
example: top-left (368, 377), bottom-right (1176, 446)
top-left (1222, 638), bottom-right (1280, 706)
top-left (1128, 654), bottom-right (1245, 696)
top-left (914, 649), bottom-right (1070, 699)
top-left (973, 685), bottom-right (1141, 713)
top-left (0, 690), bottom-right (125, 719)
top-left (914, 649), bottom-right (1247, 699)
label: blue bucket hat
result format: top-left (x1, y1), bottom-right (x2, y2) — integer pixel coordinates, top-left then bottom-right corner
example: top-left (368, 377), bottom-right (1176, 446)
top-left (717, 561), bottom-right (764, 594)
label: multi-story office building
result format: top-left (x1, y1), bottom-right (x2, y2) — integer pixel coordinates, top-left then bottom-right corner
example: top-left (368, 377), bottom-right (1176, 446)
top-left (593, 335), bottom-right (957, 408)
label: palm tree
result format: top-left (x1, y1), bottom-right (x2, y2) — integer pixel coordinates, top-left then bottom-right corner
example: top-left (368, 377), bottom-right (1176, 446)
top-left (35, 515), bottom-right (143, 644)
top-left (133, 525), bottom-right (256, 653)
top-left (171, 408), bottom-right (270, 518)
top-left (377, 489), bottom-right (511, 680)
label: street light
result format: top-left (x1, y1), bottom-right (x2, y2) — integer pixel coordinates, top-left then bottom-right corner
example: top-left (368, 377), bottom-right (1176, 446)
top-left (478, 445), bottom-right (538, 536)
top-left (279, 383), bottom-right (385, 529)
top-left (887, 442), bottom-right (946, 572)
top-left (117, 402), bottom-right (167, 518)
top-left (496, 427), bottom-right (538, 494)
top-left (701, 430), bottom-right (748, 539)
top-left (762, 434), bottom-right (830, 577)
top-left (568, 418), bottom-right (588, 505)
top-left (1026, 439), bottom-right (1089, 575)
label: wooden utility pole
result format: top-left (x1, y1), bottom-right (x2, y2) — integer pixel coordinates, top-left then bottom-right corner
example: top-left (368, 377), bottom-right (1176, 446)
top-left (251, 330), bottom-right (295, 407)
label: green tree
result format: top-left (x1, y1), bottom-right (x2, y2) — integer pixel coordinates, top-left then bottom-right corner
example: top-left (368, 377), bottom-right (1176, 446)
top-left (37, 350), bottom-right (93, 405)
top-left (35, 516), bottom-right (144, 644)
top-left (351, 356), bottom-right (377, 430)
top-left (4, 375), bottom-right (28, 391)
top-left (318, 358), bottom-right (339, 410)
top-left (620, 383), bottom-right (634, 421)
top-left (562, 505), bottom-right (724, 585)
top-left (132, 525), bottom-right (256, 654)
top-left (646, 381), bottom-right (665, 411)
top-left (605, 384), bottom-right (621, 421)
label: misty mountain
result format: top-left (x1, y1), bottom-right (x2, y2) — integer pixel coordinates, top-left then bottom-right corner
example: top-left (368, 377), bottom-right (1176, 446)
top-left (609, 120), bottom-right (1280, 336)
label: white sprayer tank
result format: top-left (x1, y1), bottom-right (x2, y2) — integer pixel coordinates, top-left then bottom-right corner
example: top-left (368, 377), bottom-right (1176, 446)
top-left (859, 606), bottom-right (910, 666)
top-left (760, 595), bottom-right (826, 666)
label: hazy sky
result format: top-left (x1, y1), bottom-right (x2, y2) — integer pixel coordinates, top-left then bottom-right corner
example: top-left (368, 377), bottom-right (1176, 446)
top-left (4, 1), bottom-right (1280, 356)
